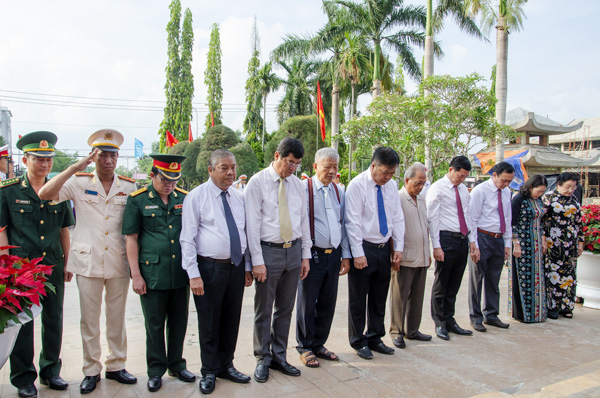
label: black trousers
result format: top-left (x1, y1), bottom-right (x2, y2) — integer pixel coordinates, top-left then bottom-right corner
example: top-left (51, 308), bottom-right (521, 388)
top-left (431, 232), bottom-right (469, 327)
top-left (296, 246), bottom-right (341, 353)
top-left (193, 258), bottom-right (245, 376)
top-left (348, 241), bottom-right (391, 349)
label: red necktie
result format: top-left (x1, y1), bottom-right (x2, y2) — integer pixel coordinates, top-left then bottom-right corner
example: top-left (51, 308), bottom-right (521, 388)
top-left (455, 185), bottom-right (468, 236)
top-left (498, 189), bottom-right (506, 234)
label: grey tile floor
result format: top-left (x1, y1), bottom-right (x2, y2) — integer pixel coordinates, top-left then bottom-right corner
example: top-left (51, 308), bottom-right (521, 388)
top-left (1, 266), bottom-right (599, 397)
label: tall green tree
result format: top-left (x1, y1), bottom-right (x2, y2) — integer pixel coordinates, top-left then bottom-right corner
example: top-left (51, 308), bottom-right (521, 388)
top-left (338, 32), bottom-right (371, 120)
top-left (331, 0), bottom-right (433, 97)
top-left (465, 0), bottom-right (527, 162)
top-left (158, 0), bottom-right (194, 151)
top-left (423, 0), bottom-right (485, 179)
top-left (205, 23), bottom-right (223, 131)
top-left (243, 17), bottom-right (264, 151)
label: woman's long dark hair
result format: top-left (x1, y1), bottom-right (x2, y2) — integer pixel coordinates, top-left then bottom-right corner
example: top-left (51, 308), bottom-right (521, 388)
top-left (519, 175), bottom-right (548, 198)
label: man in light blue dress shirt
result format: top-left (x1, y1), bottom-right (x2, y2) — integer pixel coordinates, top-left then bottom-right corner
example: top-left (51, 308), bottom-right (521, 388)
top-left (296, 148), bottom-right (351, 367)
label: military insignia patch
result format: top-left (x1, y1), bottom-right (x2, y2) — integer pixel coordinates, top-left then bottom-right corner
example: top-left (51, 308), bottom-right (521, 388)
top-left (145, 205), bottom-right (159, 209)
top-left (105, 131), bottom-right (113, 140)
top-left (48, 201), bottom-right (58, 205)
top-left (116, 192), bottom-right (127, 196)
top-left (39, 140), bottom-right (49, 148)
top-left (174, 204), bottom-right (183, 209)
top-left (148, 191), bottom-right (154, 199)
top-left (169, 162), bottom-right (178, 170)
top-left (21, 180), bottom-right (27, 188)
top-left (16, 199), bottom-right (30, 204)
top-left (85, 190), bottom-right (98, 195)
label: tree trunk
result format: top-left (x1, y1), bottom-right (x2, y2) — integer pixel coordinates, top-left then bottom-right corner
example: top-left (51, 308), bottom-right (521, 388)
top-left (331, 83), bottom-right (340, 152)
top-left (495, 15), bottom-right (508, 163)
top-left (262, 94), bottom-right (267, 150)
top-left (423, 0), bottom-right (434, 180)
top-left (350, 82), bottom-right (357, 172)
top-left (372, 39), bottom-right (382, 98)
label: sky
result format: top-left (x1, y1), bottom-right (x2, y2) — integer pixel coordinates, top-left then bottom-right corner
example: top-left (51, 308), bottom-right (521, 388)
top-left (1, 0), bottom-right (599, 167)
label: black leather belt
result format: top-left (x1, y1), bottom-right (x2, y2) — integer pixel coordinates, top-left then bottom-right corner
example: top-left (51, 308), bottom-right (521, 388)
top-left (363, 240), bottom-right (389, 249)
top-left (197, 255), bottom-right (231, 264)
top-left (440, 230), bottom-right (467, 239)
top-left (313, 246), bottom-right (338, 254)
top-left (477, 228), bottom-right (503, 239)
top-left (261, 239), bottom-right (300, 249)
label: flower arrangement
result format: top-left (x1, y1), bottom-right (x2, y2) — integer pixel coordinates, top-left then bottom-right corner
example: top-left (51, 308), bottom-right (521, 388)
top-left (0, 227), bottom-right (54, 333)
top-left (581, 204), bottom-right (600, 255)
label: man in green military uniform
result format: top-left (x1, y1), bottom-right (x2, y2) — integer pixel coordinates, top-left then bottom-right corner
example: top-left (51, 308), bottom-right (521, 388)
top-left (0, 132), bottom-right (75, 398)
top-left (122, 153), bottom-right (196, 392)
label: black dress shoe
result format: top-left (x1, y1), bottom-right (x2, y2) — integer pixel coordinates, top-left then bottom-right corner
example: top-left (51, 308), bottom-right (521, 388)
top-left (447, 323), bottom-right (473, 335)
top-left (254, 364), bottom-right (269, 383)
top-left (484, 318), bottom-right (510, 329)
top-left (471, 322), bottom-right (487, 332)
top-left (80, 375), bottom-right (100, 394)
top-left (217, 366), bottom-right (251, 383)
top-left (548, 310), bottom-right (559, 319)
top-left (392, 336), bottom-right (406, 348)
top-left (168, 369), bottom-right (196, 382)
top-left (147, 376), bottom-right (162, 392)
top-left (269, 361), bottom-right (301, 376)
top-left (436, 326), bottom-right (450, 340)
top-left (105, 369), bottom-right (138, 384)
top-left (355, 346), bottom-right (373, 359)
top-left (369, 341), bottom-right (395, 355)
top-left (200, 374), bottom-right (216, 394)
top-left (17, 383), bottom-right (37, 398)
top-left (40, 375), bottom-right (68, 390)
top-left (406, 331), bottom-right (432, 341)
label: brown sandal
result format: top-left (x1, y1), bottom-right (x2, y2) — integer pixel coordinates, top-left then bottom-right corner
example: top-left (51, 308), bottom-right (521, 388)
top-left (315, 347), bottom-right (339, 361)
top-left (300, 351), bottom-right (319, 367)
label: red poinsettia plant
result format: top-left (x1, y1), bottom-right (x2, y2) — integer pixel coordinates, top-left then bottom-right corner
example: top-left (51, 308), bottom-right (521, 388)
top-left (0, 227), bottom-right (54, 333)
top-left (581, 204), bottom-right (600, 255)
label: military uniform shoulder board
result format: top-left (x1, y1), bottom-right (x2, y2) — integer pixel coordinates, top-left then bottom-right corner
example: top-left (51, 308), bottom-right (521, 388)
top-left (118, 175), bottom-right (136, 183)
top-left (75, 172), bottom-right (94, 177)
top-left (129, 187), bottom-right (147, 197)
top-left (174, 187), bottom-right (188, 195)
top-left (0, 177), bottom-right (20, 188)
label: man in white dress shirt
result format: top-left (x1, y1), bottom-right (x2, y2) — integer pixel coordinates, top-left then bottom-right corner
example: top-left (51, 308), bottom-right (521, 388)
top-left (468, 161), bottom-right (514, 332)
top-left (345, 147), bottom-right (404, 360)
top-left (180, 149), bottom-right (253, 394)
top-left (245, 138), bottom-right (311, 383)
top-left (426, 155), bottom-right (477, 341)
top-left (296, 148), bottom-right (351, 368)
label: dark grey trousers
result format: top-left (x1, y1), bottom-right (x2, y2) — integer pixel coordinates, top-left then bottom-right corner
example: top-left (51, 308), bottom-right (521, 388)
top-left (253, 242), bottom-right (302, 365)
top-left (468, 231), bottom-right (505, 323)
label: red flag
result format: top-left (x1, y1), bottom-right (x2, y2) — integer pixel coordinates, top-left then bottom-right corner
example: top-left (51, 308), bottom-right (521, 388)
top-left (317, 81), bottom-right (326, 142)
top-left (188, 122), bottom-right (193, 142)
top-left (18, 135), bottom-right (22, 139)
top-left (166, 130), bottom-right (179, 147)
top-left (211, 112), bottom-right (214, 127)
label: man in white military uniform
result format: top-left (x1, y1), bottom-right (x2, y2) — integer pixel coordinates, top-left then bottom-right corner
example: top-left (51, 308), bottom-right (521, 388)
top-left (39, 129), bottom-right (138, 394)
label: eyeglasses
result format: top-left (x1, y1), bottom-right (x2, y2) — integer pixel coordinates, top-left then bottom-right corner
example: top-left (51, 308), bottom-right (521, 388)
top-left (282, 159), bottom-right (302, 169)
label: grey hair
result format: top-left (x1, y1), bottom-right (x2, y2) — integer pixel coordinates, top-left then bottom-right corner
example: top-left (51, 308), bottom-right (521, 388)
top-left (314, 147), bottom-right (339, 163)
top-left (404, 162), bottom-right (427, 180)
top-left (209, 149), bottom-right (235, 168)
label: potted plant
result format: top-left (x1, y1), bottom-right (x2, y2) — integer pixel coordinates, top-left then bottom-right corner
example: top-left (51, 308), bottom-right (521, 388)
top-left (579, 204), bottom-right (600, 309)
top-left (0, 227), bottom-right (53, 369)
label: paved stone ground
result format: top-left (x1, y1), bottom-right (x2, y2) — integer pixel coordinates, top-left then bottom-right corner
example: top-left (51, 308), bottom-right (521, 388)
top-left (1, 266), bottom-right (599, 397)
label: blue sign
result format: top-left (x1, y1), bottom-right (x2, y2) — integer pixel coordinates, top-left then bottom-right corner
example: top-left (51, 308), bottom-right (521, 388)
top-left (134, 138), bottom-right (143, 159)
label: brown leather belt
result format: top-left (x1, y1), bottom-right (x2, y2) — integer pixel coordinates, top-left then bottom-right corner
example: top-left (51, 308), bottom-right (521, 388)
top-left (197, 255), bottom-right (232, 264)
top-left (477, 228), bottom-right (503, 239)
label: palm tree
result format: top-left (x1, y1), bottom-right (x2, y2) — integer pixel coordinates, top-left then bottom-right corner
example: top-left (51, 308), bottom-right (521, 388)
top-left (338, 32), bottom-right (371, 119)
top-left (423, 0), bottom-right (486, 178)
top-left (271, 3), bottom-right (351, 150)
top-left (330, 0), bottom-right (434, 98)
top-left (257, 61), bottom-right (281, 150)
top-left (275, 57), bottom-right (322, 124)
top-left (465, 0), bottom-right (527, 162)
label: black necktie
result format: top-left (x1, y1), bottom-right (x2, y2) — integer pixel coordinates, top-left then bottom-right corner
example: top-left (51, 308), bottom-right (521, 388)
top-left (221, 191), bottom-right (242, 266)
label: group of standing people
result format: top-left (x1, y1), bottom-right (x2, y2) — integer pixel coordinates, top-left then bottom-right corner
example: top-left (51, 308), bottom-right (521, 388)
top-left (0, 129), bottom-right (585, 398)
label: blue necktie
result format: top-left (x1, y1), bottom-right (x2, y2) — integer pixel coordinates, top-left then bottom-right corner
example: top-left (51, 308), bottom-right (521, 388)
top-left (376, 185), bottom-right (388, 237)
top-left (221, 191), bottom-right (242, 266)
